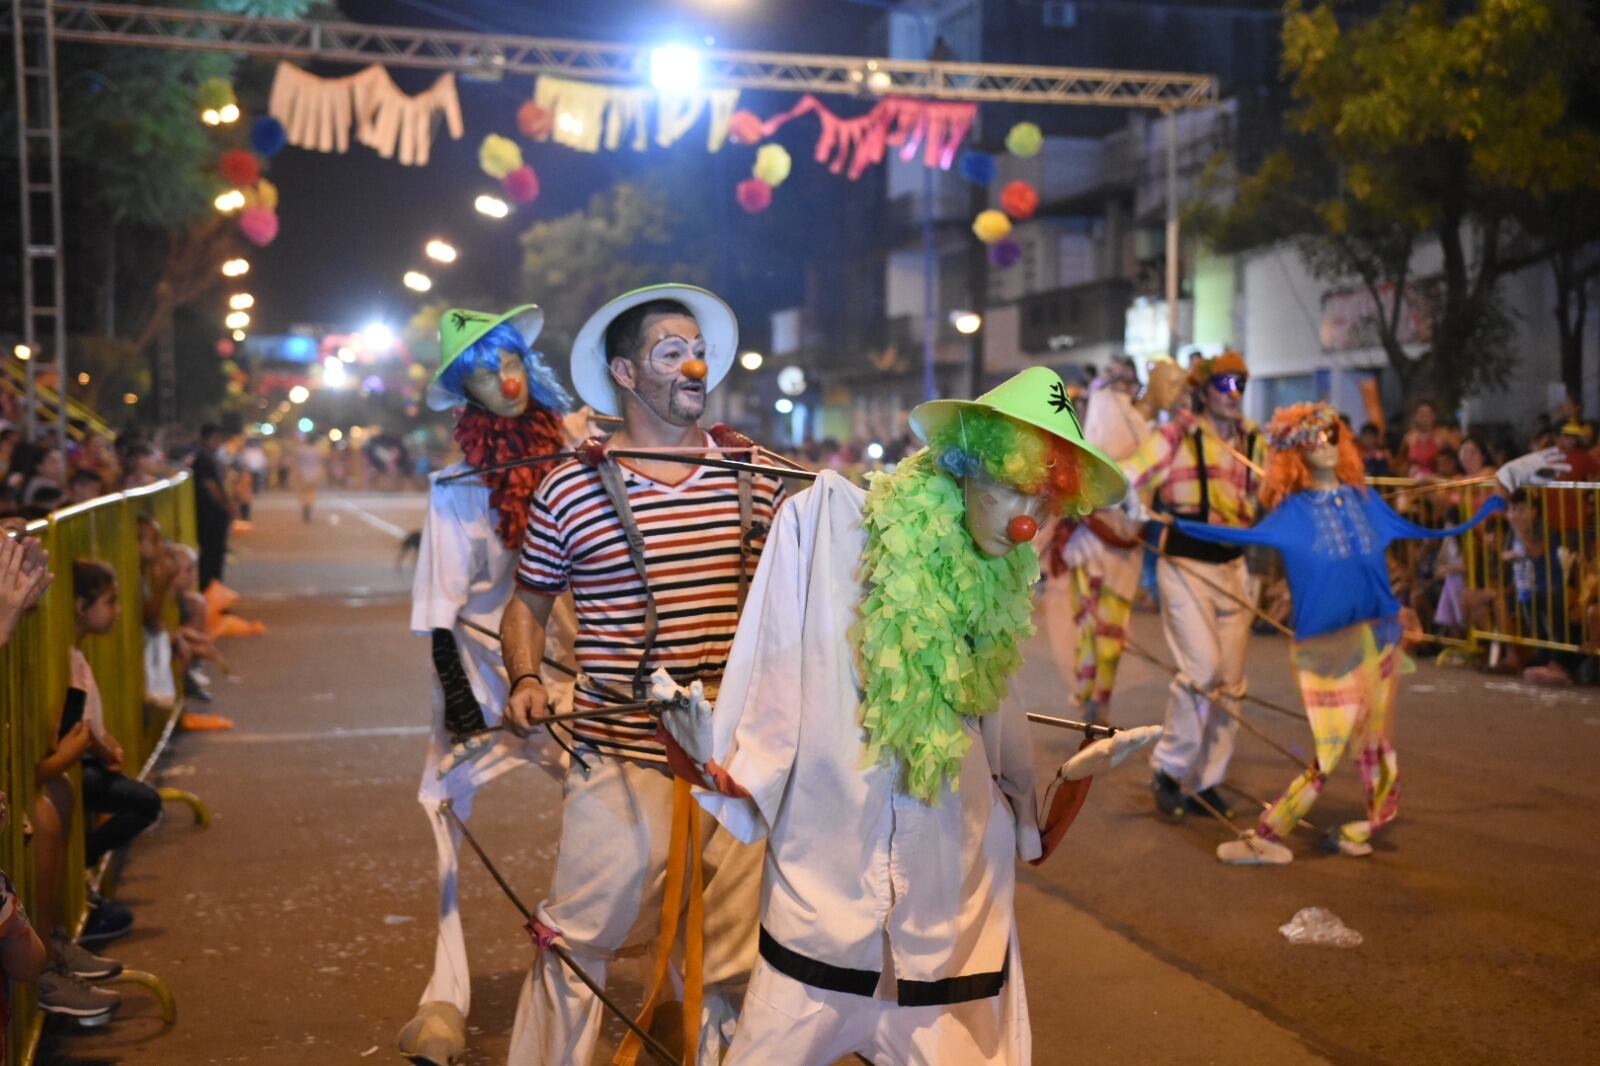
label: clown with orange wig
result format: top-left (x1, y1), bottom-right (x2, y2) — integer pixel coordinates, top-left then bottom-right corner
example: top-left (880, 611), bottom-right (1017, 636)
top-left (1170, 402), bottom-right (1507, 864)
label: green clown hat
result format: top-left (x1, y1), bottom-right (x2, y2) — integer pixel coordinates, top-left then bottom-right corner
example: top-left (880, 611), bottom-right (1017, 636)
top-left (910, 366), bottom-right (1128, 512)
top-left (426, 304), bottom-right (544, 411)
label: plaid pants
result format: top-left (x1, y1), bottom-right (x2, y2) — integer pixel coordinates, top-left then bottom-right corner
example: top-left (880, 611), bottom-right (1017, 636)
top-left (1071, 566), bottom-right (1136, 721)
top-left (1258, 624), bottom-right (1401, 846)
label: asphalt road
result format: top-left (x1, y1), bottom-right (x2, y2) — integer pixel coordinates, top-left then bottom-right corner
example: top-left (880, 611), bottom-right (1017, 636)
top-left (44, 489), bottom-right (1600, 1065)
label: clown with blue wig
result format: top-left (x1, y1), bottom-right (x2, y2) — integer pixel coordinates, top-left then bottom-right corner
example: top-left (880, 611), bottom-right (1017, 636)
top-left (398, 304), bottom-right (583, 1064)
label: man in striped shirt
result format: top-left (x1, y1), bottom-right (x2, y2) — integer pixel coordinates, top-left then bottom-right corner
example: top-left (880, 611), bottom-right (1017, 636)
top-left (1119, 350), bottom-right (1265, 821)
top-left (500, 285), bottom-right (784, 1064)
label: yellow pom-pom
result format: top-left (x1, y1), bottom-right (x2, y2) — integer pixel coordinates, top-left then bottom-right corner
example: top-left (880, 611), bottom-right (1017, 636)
top-left (753, 143), bottom-right (792, 187)
top-left (972, 209), bottom-right (1013, 244)
top-left (478, 134), bottom-right (523, 179)
top-left (243, 178), bottom-right (279, 211)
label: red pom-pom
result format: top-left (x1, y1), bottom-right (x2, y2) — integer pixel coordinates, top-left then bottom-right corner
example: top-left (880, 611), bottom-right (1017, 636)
top-left (999, 180), bottom-right (1039, 220)
top-left (1007, 515), bottom-right (1039, 543)
top-left (517, 101), bottom-right (553, 140)
top-left (575, 437), bottom-right (608, 467)
top-left (239, 206), bottom-right (279, 246)
top-left (727, 110), bottom-right (765, 146)
top-left (219, 149), bottom-right (261, 187)
top-left (215, 339), bottom-right (235, 357)
top-left (736, 177), bottom-right (773, 213)
top-left (502, 164), bottom-right (540, 204)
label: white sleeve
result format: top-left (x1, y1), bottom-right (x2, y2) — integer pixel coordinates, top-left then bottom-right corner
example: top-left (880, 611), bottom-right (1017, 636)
top-left (980, 689), bottom-right (1043, 862)
top-left (694, 493), bottom-right (809, 844)
top-left (410, 485), bottom-right (476, 635)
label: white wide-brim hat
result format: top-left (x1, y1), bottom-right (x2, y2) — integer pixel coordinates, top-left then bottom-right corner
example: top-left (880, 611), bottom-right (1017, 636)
top-left (569, 284), bottom-right (737, 417)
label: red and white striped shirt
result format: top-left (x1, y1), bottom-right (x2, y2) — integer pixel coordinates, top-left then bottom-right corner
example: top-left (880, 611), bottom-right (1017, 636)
top-left (518, 437), bottom-right (786, 762)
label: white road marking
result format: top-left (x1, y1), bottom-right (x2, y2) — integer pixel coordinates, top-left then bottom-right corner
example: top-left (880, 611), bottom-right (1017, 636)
top-left (336, 497), bottom-right (409, 539)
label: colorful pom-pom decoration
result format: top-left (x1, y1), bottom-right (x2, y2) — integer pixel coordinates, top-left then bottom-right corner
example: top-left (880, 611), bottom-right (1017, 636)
top-left (197, 77), bottom-right (236, 111)
top-left (752, 144), bottom-right (792, 188)
top-left (219, 149), bottom-right (261, 187)
top-left (1005, 122), bottom-right (1043, 158)
top-left (478, 134), bottom-right (523, 180)
top-left (242, 179), bottom-right (279, 211)
top-left (502, 164), bottom-right (540, 204)
top-left (958, 151), bottom-right (997, 185)
top-left (989, 238), bottom-right (1023, 268)
top-left (999, 180), bottom-right (1039, 220)
top-left (517, 101), bottom-right (553, 140)
top-left (727, 110), bottom-right (766, 146)
top-left (239, 207), bottom-right (279, 247)
top-left (972, 209), bottom-right (1012, 244)
top-left (736, 177), bottom-right (773, 214)
top-left (250, 116), bottom-right (288, 157)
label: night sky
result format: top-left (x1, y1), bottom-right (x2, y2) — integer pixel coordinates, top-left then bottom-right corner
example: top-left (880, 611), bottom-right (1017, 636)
top-left (250, 0), bottom-right (894, 343)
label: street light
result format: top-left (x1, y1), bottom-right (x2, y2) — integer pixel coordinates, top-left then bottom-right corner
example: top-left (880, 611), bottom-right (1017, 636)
top-left (650, 45), bottom-right (701, 92)
top-left (232, 329), bottom-right (247, 342)
top-left (123, 392), bottom-right (138, 405)
top-left (13, 345), bottom-right (30, 361)
top-left (225, 310), bottom-right (250, 330)
top-left (218, 103), bottom-right (240, 124)
top-left (474, 194), bottom-right (509, 218)
top-left (214, 189), bottom-right (246, 213)
top-left (362, 322), bottom-right (396, 354)
top-left (222, 258), bottom-right (250, 277)
top-left (951, 311), bottom-right (982, 335)
top-left (774, 398), bottom-right (795, 414)
top-left (229, 293), bottom-right (254, 310)
top-left (425, 239), bottom-right (457, 263)
top-left (739, 350), bottom-right (764, 371)
top-left (77, 372), bottom-right (90, 385)
top-left (288, 385), bottom-right (310, 404)
top-left (322, 358), bottom-right (348, 389)
top-left (329, 428), bottom-right (344, 443)
top-left (297, 417), bottom-right (314, 433)
top-left (404, 270), bottom-right (433, 292)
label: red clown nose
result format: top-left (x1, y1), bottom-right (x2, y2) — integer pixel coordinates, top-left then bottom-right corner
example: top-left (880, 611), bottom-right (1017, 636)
top-left (1007, 515), bottom-right (1039, 543)
top-left (500, 377), bottom-right (524, 399)
top-left (681, 358), bottom-right (708, 380)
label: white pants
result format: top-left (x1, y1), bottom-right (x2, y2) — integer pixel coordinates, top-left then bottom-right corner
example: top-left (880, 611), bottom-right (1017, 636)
top-left (1151, 556), bottom-right (1251, 790)
top-left (725, 943), bottom-right (1030, 1066)
top-left (507, 755), bottom-right (760, 1065)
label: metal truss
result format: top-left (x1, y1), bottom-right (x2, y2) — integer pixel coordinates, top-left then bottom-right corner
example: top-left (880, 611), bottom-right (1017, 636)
top-left (50, 2), bottom-right (1217, 110)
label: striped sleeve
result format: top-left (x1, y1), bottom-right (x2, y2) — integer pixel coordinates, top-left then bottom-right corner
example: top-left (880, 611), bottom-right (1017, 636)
top-left (517, 480), bottom-right (571, 594)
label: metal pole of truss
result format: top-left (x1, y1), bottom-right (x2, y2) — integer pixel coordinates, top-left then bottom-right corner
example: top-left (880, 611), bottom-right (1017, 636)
top-left (12, 0), bottom-right (70, 441)
top-left (49, 2), bottom-right (1217, 109)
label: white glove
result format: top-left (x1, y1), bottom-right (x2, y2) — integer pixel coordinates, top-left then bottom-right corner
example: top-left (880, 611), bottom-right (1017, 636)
top-left (1496, 448), bottom-right (1571, 493)
top-left (649, 667), bottom-right (715, 769)
top-left (1059, 724), bottom-right (1162, 781)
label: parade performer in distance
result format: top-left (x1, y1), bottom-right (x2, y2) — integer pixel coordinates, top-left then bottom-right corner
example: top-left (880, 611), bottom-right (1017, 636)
top-left (1051, 357), bottom-right (1187, 722)
top-left (501, 285), bottom-right (785, 1065)
top-left (654, 367), bottom-right (1160, 1065)
top-left (398, 305), bottom-right (580, 1065)
top-left (1121, 350), bottom-right (1266, 820)
top-left (1169, 403), bottom-right (1560, 864)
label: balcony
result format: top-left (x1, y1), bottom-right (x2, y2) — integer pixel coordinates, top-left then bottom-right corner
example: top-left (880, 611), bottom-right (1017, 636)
top-left (1016, 278), bottom-right (1135, 355)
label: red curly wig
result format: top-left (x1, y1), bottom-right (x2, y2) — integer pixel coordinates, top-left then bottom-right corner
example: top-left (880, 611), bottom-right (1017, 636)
top-left (1260, 402), bottom-right (1366, 511)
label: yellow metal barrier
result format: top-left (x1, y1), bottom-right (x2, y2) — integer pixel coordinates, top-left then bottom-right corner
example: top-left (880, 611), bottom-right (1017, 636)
top-left (1, 473), bottom-right (195, 1065)
top-left (1380, 475), bottom-right (1600, 661)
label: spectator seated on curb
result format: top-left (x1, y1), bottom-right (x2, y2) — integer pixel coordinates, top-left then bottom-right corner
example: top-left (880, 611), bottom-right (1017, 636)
top-left (70, 561), bottom-right (164, 906)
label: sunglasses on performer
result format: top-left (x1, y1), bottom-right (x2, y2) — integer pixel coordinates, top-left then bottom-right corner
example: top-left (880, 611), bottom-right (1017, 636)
top-left (1208, 373), bottom-right (1246, 396)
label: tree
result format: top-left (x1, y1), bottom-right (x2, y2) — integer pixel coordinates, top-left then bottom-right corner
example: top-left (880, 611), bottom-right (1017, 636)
top-left (1193, 0), bottom-right (1600, 413)
top-left (519, 181), bottom-right (715, 366)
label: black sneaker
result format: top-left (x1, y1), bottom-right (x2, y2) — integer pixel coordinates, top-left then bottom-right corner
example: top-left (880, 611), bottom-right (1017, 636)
top-left (1151, 771), bottom-right (1187, 819)
top-left (1186, 787), bottom-right (1235, 820)
top-left (52, 928), bottom-right (122, 979)
top-left (79, 897), bottom-right (133, 946)
top-left (183, 671), bottom-right (214, 702)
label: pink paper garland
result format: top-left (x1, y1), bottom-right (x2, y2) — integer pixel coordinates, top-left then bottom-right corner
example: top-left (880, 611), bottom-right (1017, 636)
top-left (755, 95), bottom-right (976, 181)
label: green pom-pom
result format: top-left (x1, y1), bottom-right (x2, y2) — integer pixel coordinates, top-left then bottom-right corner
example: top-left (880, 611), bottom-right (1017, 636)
top-left (197, 77), bottom-right (235, 111)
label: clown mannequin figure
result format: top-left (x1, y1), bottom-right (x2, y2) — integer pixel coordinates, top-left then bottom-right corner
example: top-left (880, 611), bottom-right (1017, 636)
top-left (398, 306), bottom-right (581, 1065)
top-left (655, 367), bottom-right (1160, 1065)
top-left (501, 285), bottom-right (785, 1064)
top-left (1120, 350), bottom-right (1266, 820)
top-left (1047, 357), bottom-right (1187, 721)
top-left (1169, 404), bottom-right (1562, 864)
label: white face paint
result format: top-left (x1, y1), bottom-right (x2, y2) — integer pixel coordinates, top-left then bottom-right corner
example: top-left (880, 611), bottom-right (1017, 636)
top-left (963, 473), bottom-right (1051, 558)
top-left (463, 348), bottom-right (530, 418)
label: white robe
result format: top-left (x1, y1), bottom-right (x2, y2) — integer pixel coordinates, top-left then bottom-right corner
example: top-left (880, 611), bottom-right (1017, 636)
top-left (698, 471), bottom-right (1039, 1064)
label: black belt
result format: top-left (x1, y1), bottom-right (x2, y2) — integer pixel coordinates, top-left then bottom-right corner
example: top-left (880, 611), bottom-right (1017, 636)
top-left (1159, 512), bottom-right (1245, 564)
top-left (758, 927), bottom-right (1007, 1007)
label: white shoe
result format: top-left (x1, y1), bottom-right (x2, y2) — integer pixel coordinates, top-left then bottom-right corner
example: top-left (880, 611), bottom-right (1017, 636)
top-left (397, 1000), bottom-right (467, 1065)
top-left (1216, 832), bottom-right (1293, 865)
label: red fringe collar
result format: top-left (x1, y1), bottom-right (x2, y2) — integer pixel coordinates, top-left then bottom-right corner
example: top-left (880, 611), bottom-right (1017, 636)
top-left (453, 405), bottom-right (567, 550)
